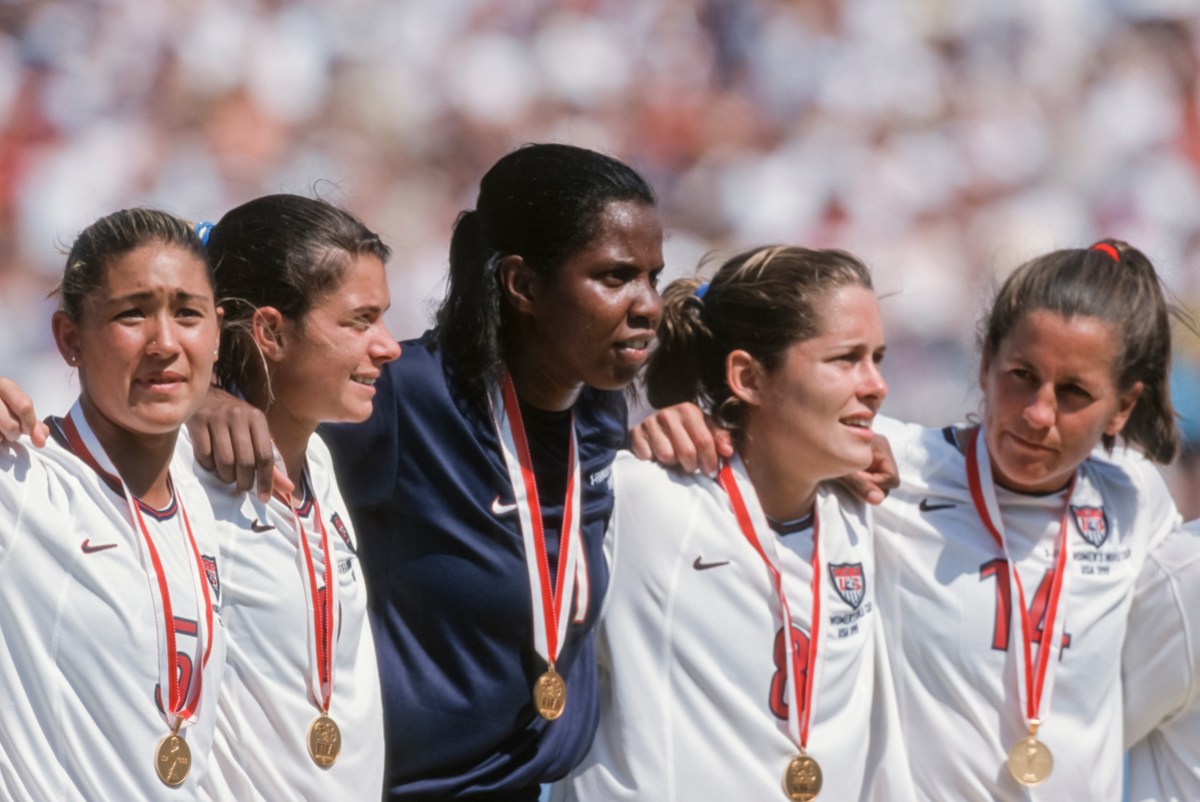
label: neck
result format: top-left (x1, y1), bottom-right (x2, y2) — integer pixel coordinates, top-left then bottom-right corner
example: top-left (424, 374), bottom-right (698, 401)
top-left (265, 405), bottom-right (313, 499)
top-left (738, 426), bottom-right (818, 523)
top-left (505, 342), bottom-right (583, 412)
top-left (79, 397), bottom-right (176, 508)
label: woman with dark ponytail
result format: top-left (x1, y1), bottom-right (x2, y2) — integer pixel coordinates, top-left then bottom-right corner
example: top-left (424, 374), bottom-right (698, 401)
top-left (324, 143), bottom-right (662, 801)
top-left (559, 245), bottom-right (915, 801)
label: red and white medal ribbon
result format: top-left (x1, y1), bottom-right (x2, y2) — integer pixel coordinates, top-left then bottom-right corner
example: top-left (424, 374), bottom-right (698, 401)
top-left (489, 374), bottom-right (584, 675)
top-left (718, 454), bottom-right (823, 753)
top-left (274, 474), bottom-right (339, 717)
top-left (966, 427), bottom-right (1073, 733)
top-left (62, 401), bottom-right (213, 732)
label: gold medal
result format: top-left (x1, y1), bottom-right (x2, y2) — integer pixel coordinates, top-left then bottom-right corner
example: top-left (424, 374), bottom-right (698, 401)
top-left (533, 667), bottom-right (567, 720)
top-left (155, 731), bottom-right (192, 787)
top-left (307, 713), bottom-right (342, 768)
top-left (1007, 735), bottom-right (1053, 787)
top-left (783, 753), bottom-right (822, 801)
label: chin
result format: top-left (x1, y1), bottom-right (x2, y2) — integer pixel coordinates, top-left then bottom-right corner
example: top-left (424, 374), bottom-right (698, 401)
top-left (328, 400), bottom-right (374, 425)
top-left (591, 365), bottom-right (640, 392)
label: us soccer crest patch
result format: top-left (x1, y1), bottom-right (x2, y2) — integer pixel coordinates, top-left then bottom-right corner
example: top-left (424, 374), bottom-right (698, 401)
top-left (202, 554), bottom-right (221, 599)
top-left (828, 562), bottom-right (866, 609)
top-left (1071, 505), bottom-right (1109, 548)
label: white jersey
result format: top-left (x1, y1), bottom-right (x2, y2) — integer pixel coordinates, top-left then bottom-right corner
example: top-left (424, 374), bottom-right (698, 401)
top-left (0, 406), bottom-right (225, 801)
top-left (555, 453), bottom-right (915, 802)
top-left (1122, 521), bottom-right (1200, 802)
top-left (873, 416), bottom-right (1177, 801)
top-left (184, 431), bottom-right (384, 802)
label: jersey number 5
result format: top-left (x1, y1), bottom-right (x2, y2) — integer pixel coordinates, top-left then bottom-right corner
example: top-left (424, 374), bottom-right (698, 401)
top-left (154, 616), bottom-right (198, 713)
top-left (979, 558), bottom-right (1072, 652)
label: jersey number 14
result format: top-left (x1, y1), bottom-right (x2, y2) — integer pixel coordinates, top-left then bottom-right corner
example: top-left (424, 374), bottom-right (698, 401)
top-left (979, 559), bottom-right (1072, 653)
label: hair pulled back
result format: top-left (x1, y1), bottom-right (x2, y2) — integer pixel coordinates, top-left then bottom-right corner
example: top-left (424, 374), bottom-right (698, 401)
top-left (981, 239), bottom-right (1180, 463)
top-left (56, 208), bottom-right (209, 322)
top-left (646, 245), bottom-right (873, 432)
top-left (204, 193), bottom-right (391, 392)
top-left (435, 143), bottom-right (656, 388)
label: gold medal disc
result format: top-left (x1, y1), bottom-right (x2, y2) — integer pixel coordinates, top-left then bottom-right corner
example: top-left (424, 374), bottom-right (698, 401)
top-left (533, 668), bottom-right (567, 721)
top-left (307, 713), bottom-right (342, 768)
top-left (155, 732), bottom-right (192, 787)
top-left (783, 753), bottom-right (823, 801)
top-left (1007, 735), bottom-right (1053, 787)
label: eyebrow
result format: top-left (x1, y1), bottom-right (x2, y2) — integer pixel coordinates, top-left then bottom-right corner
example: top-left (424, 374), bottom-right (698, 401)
top-left (106, 290), bottom-right (213, 305)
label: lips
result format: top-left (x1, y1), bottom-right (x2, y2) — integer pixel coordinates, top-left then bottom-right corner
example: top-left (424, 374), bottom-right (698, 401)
top-left (137, 371), bottom-right (186, 392)
top-left (839, 413), bottom-right (876, 438)
top-left (613, 334), bottom-right (655, 363)
top-left (1004, 430), bottom-right (1056, 453)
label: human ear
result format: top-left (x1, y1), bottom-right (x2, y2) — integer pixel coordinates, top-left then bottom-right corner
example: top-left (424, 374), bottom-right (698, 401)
top-left (250, 307), bottom-right (287, 362)
top-left (498, 255), bottom-right (537, 315)
top-left (1104, 381), bottom-right (1144, 437)
top-left (51, 311), bottom-right (82, 367)
top-left (726, 349), bottom-right (766, 408)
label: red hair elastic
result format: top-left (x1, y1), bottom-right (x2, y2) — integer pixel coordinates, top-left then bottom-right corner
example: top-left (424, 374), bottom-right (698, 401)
top-left (1090, 242), bottom-right (1119, 262)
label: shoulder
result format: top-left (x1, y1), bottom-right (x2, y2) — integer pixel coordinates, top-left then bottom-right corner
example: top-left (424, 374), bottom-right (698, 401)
top-left (878, 417), bottom-right (973, 507)
top-left (575, 387), bottom-right (628, 458)
top-left (607, 452), bottom-right (720, 592)
top-left (877, 415), bottom-right (963, 476)
top-left (612, 451), bottom-right (707, 503)
top-left (1081, 446), bottom-right (1179, 533)
top-left (611, 453), bottom-right (720, 548)
top-left (174, 427), bottom-right (244, 514)
top-left (0, 440), bottom-right (54, 504)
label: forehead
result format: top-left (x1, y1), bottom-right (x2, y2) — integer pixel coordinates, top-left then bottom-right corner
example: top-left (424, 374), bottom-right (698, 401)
top-left (95, 242), bottom-right (212, 299)
top-left (574, 200), bottom-right (663, 261)
top-left (813, 284), bottom-right (879, 332)
top-left (998, 309), bottom-right (1121, 372)
top-left (307, 252), bottom-right (389, 311)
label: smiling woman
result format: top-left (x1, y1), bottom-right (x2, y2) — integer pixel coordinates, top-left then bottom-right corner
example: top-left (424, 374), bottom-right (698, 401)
top-left (0, 208), bottom-right (227, 800)
top-left (185, 194), bottom-right (399, 801)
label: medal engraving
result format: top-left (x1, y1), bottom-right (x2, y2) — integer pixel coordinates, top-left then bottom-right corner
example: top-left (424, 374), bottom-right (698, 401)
top-left (307, 713), bottom-right (342, 768)
top-left (533, 668), bottom-right (567, 720)
top-left (1007, 735), bottom-right (1053, 787)
top-left (155, 733), bottom-right (192, 787)
top-left (783, 753), bottom-right (822, 801)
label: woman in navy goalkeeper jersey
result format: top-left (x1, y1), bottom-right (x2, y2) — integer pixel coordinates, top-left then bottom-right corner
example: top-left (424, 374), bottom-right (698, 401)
top-left (188, 143), bottom-right (665, 801)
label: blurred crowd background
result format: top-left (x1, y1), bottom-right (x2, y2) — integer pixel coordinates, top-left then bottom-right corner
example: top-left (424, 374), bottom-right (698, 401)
top-left (2, 0), bottom-right (1200, 512)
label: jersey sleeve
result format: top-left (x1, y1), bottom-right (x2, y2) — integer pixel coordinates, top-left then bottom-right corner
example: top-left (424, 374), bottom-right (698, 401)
top-left (0, 443), bottom-right (53, 567)
top-left (1123, 522), bottom-right (1200, 746)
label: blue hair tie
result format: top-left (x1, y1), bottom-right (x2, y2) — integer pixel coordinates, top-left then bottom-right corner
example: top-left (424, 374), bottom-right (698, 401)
top-left (694, 282), bottom-right (710, 300)
top-left (194, 220), bottom-right (214, 246)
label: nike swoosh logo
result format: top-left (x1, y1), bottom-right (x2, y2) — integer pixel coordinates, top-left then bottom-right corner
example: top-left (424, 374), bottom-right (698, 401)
top-left (80, 539), bottom-right (118, 554)
top-left (693, 556), bottom-right (730, 571)
top-left (491, 496), bottom-right (518, 516)
top-left (919, 499), bottom-right (956, 512)
top-left (250, 519), bottom-right (277, 533)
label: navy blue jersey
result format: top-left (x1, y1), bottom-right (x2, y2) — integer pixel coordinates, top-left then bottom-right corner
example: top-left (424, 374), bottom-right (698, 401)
top-left (321, 330), bottom-right (625, 800)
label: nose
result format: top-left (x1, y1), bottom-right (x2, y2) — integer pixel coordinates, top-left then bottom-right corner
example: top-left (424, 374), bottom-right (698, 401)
top-left (860, 362), bottom-right (888, 406)
top-left (1023, 384), bottom-right (1056, 429)
top-left (629, 275), bottom-right (663, 330)
top-left (145, 313), bottom-right (181, 357)
top-left (370, 323), bottom-right (402, 364)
